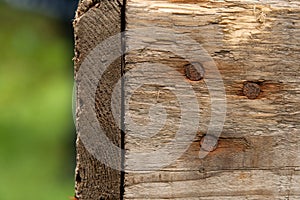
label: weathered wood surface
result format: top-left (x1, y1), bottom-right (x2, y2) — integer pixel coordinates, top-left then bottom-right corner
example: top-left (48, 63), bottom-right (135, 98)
top-left (74, 0), bottom-right (300, 199)
top-left (124, 0), bottom-right (300, 199)
top-left (74, 0), bottom-right (123, 199)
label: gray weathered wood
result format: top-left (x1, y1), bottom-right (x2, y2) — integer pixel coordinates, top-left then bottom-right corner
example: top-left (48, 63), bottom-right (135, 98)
top-left (74, 0), bottom-right (123, 199)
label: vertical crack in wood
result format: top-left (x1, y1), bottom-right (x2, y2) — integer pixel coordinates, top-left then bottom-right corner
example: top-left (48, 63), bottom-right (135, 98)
top-left (120, 0), bottom-right (127, 199)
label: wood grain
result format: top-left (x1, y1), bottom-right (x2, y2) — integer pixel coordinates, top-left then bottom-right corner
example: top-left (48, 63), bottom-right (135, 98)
top-left (74, 0), bottom-right (300, 199)
top-left (124, 0), bottom-right (300, 199)
top-left (74, 0), bottom-right (123, 199)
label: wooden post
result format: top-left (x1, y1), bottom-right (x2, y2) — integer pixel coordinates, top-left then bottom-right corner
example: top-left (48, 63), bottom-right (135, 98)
top-left (73, 1), bottom-right (123, 199)
top-left (74, 0), bottom-right (300, 199)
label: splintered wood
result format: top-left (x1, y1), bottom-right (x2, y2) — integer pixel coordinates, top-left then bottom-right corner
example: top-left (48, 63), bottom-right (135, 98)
top-left (74, 0), bottom-right (300, 199)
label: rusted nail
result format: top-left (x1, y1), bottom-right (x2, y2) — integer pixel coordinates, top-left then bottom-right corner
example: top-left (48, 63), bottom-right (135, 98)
top-left (185, 62), bottom-right (205, 81)
top-left (243, 82), bottom-right (261, 99)
top-left (200, 134), bottom-right (218, 152)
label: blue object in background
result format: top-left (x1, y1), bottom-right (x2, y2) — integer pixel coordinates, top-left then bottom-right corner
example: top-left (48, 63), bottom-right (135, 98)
top-left (4, 0), bottom-right (79, 21)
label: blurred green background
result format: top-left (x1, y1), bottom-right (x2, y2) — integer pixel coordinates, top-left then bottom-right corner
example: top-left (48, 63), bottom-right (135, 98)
top-left (0, 1), bottom-right (77, 200)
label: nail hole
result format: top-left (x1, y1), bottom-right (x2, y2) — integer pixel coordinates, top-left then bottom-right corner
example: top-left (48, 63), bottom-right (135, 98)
top-left (243, 82), bottom-right (261, 99)
top-left (200, 134), bottom-right (218, 152)
top-left (184, 62), bottom-right (205, 81)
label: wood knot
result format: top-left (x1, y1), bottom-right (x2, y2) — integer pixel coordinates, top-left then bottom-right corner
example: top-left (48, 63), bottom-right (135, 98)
top-left (243, 82), bottom-right (261, 99)
top-left (184, 62), bottom-right (205, 81)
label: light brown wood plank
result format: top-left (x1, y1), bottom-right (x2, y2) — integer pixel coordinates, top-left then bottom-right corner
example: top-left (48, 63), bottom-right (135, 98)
top-left (124, 0), bottom-right (300, 199)
top-left (125, 169), bottom-right (300, 199)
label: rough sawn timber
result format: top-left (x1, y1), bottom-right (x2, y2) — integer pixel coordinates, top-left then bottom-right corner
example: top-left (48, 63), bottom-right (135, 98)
top-left (124, 0), bottom-right (300, 199)
top-left (74, 0), bottom-right (123, 199)
top-left (73, 0), bottom-right (300, 199)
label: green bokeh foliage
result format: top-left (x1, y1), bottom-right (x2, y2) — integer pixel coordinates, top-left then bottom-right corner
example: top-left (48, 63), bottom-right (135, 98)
top-left (0, 3), bottom-right (75, 200)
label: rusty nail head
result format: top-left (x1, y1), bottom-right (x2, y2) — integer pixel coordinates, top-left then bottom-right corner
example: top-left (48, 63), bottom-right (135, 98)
top-left (243, 82), bottom-right (261, 99)
top-left (200, 134), bottom-right (218, 152)
top-left (185, 62), bottom-right (205, 81)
